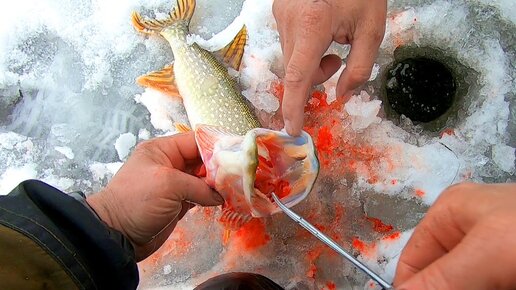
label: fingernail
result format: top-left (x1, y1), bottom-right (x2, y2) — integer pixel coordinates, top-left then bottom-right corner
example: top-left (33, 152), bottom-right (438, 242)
top-left (213, 191), bottom-right (224, 204)
top-left (285, 119), bottom-right (301, 136)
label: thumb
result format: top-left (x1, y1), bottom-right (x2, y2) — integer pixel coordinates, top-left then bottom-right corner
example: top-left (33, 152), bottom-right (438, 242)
top-left (170, 170), bottom-right (224, 206)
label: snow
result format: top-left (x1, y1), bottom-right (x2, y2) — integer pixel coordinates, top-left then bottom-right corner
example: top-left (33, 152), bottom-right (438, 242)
top-left (0, 165), bottom-right (38, 195)
top-left (115, 133), bottom-right (137, 160)
top-left (0, 0), bottom-right (514, 288)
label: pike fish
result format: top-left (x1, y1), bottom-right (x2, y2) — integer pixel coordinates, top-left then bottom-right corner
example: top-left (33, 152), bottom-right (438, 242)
top-left (132, 0), bottom-right (319, 230)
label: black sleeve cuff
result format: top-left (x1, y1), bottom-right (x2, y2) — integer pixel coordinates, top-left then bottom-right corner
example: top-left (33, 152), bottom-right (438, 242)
top-left (0, 180), bottom-right (138, 290)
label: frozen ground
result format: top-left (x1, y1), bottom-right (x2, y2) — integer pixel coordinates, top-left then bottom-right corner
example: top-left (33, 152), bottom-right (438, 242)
top-left (0, 0), bottom-right (514, 289)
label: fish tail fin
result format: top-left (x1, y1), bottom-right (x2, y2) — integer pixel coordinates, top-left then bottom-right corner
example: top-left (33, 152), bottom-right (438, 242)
top-left (131, 0), bottom-right (196, 34)
top-left (170, 0), bottom-right (196, 24)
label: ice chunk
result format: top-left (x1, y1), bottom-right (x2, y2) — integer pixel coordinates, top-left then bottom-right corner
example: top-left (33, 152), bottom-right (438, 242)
top-left (369, 63), bottom-right (381, 81)
top-left (138, 129), bottom-right (151, 140)
top-left (55, 146), bottom-right (74, 159)
top-left (89, 162), bottom-right (123, 182)
top-left (344, 92), bottom-right (382, 131)
top-left (163, 264), bottom-right (172, 275)
top-left (115, 133), bottom-right (136, 161)
top-left (42, 175), bottom-right (74, 191)
top-left (492, 144), bottom-right (516, 173)
top-left (323, 66), bottom-right (345, 103)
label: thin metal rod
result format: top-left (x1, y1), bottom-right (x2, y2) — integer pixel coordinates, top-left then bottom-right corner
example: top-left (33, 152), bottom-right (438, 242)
top-left (272, 193), bottom-right (393, 290)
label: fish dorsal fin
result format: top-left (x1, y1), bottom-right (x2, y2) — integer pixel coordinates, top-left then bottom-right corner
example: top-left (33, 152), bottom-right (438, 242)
top-left (131, 0), bottom-right (196, 34)
top-left (215, 25), bottom-right (248, 71)
top-left (136, 65), bottom-right (180, 97)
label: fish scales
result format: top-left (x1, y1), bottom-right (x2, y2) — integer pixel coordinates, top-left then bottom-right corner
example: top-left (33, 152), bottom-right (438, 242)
top-left (153, 19), bottom-right (260, 135)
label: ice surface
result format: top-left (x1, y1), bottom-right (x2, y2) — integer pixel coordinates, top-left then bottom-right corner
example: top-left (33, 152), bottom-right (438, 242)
top-left (0, 0), bottom-right (514, 289)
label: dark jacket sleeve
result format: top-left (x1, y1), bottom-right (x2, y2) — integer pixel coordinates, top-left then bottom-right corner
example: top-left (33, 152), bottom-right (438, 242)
top-left (0, 179), bottom-right (138, 290)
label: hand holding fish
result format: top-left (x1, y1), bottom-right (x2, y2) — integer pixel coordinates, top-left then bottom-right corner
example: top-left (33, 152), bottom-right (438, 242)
top-left (131, 0), bottom-right (320, 236)
top-left (87, 133), bottom-right (224, 261)
top-left (394, 182), bottom-right (516, 290)
top-left (273, 0), bottom-right (387, 136)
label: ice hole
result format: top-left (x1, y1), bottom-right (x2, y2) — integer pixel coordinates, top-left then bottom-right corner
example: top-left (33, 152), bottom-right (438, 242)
top-left (381, 46), bottom-right (472, 131)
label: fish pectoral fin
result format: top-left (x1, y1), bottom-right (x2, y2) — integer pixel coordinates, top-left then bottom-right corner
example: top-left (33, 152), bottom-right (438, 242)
top-left (214, 25), bottom-right (247, 71)
top-left (174, 123), bottom-right (192, 132)
top-left (136, 65), bottom-right (181, 97)
top-left (195, 125), bottom-right (241, 163)
top-left (132, 0), bottom-right (196, 33)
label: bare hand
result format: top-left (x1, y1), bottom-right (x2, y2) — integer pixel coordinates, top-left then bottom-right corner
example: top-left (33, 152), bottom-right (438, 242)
top-left (273, 0), bottom-right (387, 136)
top-left (394, 183), bottom-right (516, 290)
top-left (87, 132), bottom-right (224, 261)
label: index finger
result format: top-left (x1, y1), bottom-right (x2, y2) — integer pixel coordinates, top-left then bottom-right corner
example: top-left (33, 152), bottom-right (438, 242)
top-left (282, 39), bottom-right (329, 136)
top-left (145, 132), bottom-right (201, 169)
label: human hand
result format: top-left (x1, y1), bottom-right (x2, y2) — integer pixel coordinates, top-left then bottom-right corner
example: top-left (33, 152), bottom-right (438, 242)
top-left (87, 132), bottom-right (224, 261)
top-left (394, 183), bottom-right (516, 290)
top-left (273, 0), bottom-right (387, 136)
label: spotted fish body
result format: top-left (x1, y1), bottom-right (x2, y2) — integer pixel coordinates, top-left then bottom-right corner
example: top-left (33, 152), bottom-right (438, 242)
top-left (132, 0), bottom-right (260, 135)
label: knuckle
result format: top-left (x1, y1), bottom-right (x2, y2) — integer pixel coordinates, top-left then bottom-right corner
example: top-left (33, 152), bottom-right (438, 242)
top-left (134, 140), bottom-right (154, 153)
top-left (442, 182), bottom-right (474, 198)
top-left (370, 28), bottom-right (385, 43)
top-left (345, 66), bottom-right (371, 85)
top-left (299, 1), bottom-right (328, 29)
top-left (284, 62), bottom-right (307, 87)
top-left (434, 182), bottom-right (474, 208)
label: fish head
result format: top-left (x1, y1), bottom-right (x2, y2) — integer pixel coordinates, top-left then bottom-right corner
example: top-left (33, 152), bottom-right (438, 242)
top-left (195, 125), bottom-right (319, 222)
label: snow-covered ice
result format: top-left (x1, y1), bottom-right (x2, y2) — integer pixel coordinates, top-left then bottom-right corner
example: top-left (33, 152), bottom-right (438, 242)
top-left (0, 0), bottom-right (514, 289)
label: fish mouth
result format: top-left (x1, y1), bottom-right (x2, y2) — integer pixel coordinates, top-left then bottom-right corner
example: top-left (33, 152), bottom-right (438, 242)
top-left (194, 125), bottom-right (319, 222)
top-left (242, 128), bottom-right (319, 217)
